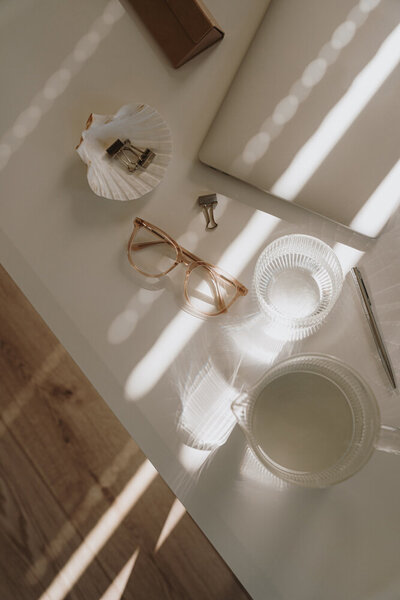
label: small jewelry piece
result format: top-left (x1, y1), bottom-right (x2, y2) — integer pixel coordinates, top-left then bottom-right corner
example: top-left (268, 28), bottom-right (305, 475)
top-left (198, 193), bottom-right (218, 230)
top-left (106, 138), bottom-right (155, 172)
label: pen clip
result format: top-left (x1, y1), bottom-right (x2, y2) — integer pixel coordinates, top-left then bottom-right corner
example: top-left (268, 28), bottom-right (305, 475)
top-left (353, 267), bottom-right (371, 305)
top-left (351, 266), bottom-right (397, 389)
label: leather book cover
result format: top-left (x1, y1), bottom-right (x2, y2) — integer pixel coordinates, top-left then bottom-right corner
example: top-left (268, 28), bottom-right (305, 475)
top-left (123, 0), bottom-right (224, 68)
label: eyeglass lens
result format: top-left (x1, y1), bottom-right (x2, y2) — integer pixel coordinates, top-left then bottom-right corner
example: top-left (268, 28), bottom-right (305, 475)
top-left (129, 225), bottom-right (178, 277)
top-left (186, 264), bottom-right (238, 315)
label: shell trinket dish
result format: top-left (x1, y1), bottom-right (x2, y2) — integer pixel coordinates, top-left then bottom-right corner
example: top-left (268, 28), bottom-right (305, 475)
top-left (76, 103), bottom-right (172, 201)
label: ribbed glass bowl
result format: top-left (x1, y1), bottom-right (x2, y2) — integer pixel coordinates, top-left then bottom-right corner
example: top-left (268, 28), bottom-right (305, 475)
top-left (254, 235), bottom-right (343, 339)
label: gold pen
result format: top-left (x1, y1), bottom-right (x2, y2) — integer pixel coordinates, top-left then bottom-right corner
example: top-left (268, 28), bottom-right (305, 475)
top-left (351, 267), bottom-right (396, 389)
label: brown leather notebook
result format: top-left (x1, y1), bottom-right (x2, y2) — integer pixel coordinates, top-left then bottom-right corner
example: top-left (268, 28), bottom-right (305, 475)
top-left (123, 0), bottom-right (224, 68)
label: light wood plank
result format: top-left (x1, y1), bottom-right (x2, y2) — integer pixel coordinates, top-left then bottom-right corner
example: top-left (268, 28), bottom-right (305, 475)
top-left (0, 427), bottom-right (111, 600)
top-left (0, 265), bottom-right (251, 600)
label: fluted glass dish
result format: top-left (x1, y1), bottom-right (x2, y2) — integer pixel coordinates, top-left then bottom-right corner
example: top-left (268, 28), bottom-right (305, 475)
top-left (254, 234), bottom-right (343, 339)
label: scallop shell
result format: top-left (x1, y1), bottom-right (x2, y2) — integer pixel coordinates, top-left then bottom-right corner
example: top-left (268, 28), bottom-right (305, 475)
top-left (76, 103), bottom-right (172, 201)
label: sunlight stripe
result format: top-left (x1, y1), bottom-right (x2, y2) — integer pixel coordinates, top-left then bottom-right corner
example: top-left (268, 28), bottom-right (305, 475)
top-left (27, 441), bottom-right (137, 582)
top-left (271, 24), bottom-right (400, 200)
top-left (0, 0), bottom-right (124, 172)
top-left (125, 212), bottom-right (278, 401)
top-left (38, 460), bottom-right (157, 600)
top-left (350, 159), bottom-right (400, 237)
top-left (0, 345), bottom-right (64, 438)
top-left (155, 499), bottom-right (186, 552)
top-left (99, 549), bottom-right (140, 600)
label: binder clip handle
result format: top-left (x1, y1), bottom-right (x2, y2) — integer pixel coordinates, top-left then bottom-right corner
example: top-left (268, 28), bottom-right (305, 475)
top-left (106, 138), bottom-right (155, 172)
top-left (198, 194), bottom-right (218, 230)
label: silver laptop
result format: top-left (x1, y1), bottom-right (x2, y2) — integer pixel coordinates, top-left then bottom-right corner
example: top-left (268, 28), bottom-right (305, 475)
top-left (199, 0), bottom-right (400, 237)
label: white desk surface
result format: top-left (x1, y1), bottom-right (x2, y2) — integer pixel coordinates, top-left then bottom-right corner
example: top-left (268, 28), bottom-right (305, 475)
top-left (1, 1), bottom-right (400, 599)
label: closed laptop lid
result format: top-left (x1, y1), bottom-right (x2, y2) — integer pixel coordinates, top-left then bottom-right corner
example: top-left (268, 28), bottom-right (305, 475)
top-left (199, 0), bottom-right (400, 237)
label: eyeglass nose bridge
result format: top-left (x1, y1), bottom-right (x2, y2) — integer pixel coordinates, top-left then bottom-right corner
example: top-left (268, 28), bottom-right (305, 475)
top-left (180, 253), bottom-right (193, 267)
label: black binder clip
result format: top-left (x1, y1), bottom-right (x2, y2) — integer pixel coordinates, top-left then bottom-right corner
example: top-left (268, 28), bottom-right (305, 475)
top-left (106, 139), bottom-right (155, 172)
top-left (198, 193), bottom-right (218, 230)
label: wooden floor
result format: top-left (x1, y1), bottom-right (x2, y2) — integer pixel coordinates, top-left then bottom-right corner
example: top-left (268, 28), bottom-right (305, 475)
top-left (0, 265), bottom-right (251, 600)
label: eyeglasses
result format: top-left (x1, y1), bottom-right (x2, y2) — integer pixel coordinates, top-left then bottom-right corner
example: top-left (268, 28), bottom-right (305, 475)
top-left (127, 217), bottom-right (248, 317)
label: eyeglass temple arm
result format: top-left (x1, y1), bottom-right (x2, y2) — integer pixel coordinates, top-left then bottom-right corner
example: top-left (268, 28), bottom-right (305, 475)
top-left (130, 240), bottom-right (170, 251)
top-left (182, 248), bottom-right (246, 297)
top-left (208, 269), bottom-right (225, 311)
top-left (181, 247), bottom-right (247, 295)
